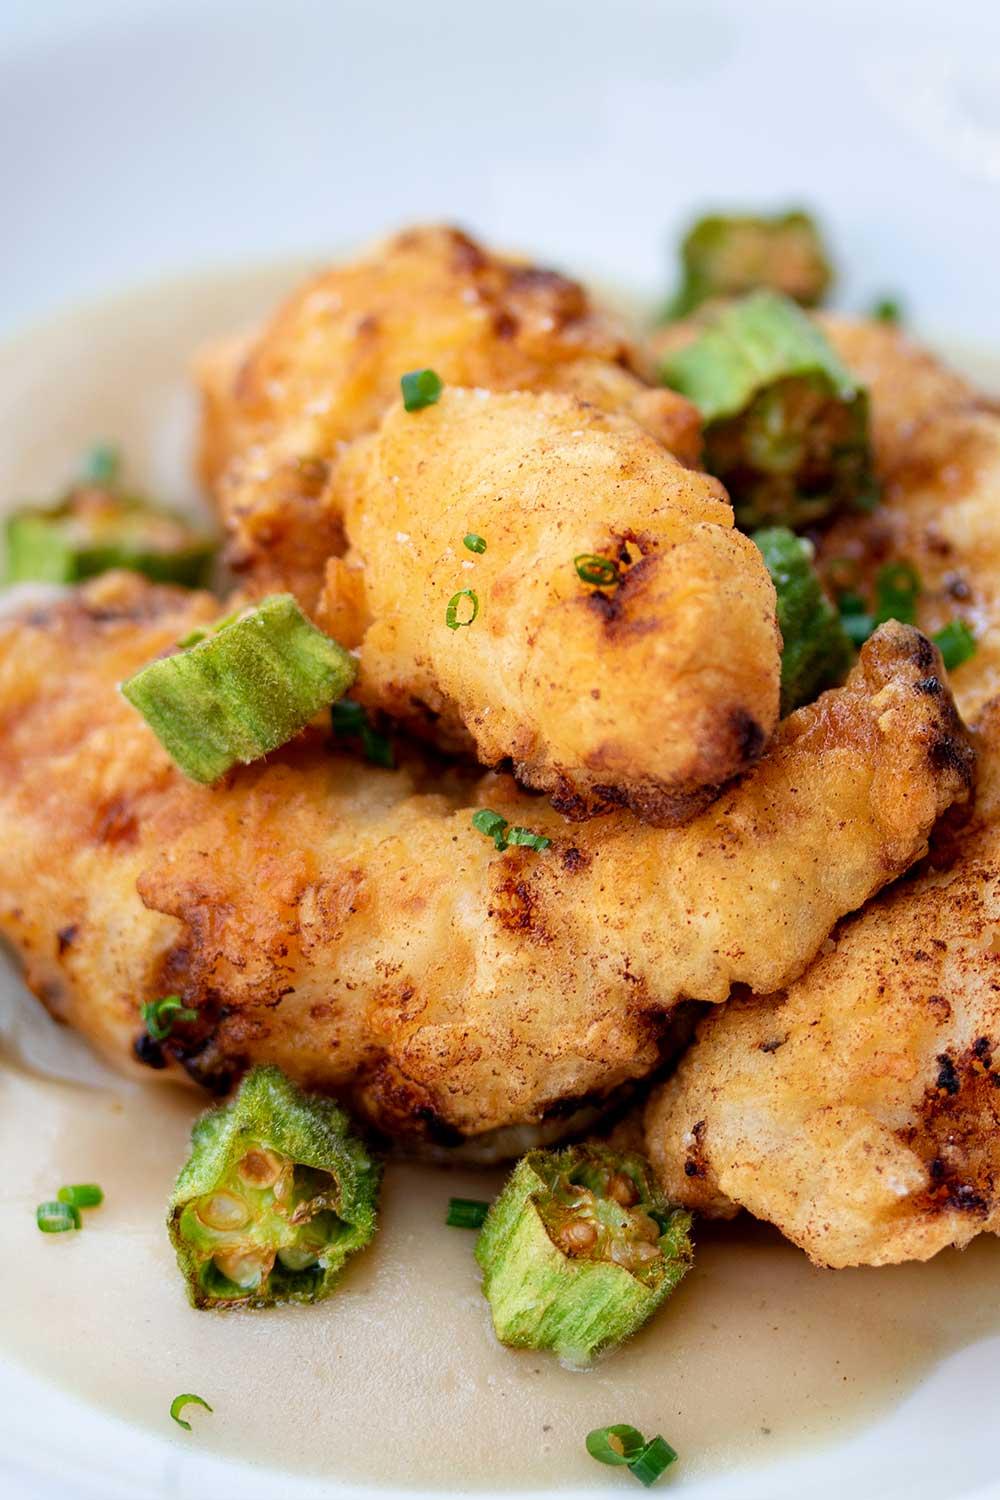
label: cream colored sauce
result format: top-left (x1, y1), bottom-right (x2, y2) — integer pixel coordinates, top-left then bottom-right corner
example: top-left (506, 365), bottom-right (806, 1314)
top-left (0, 269), bottom-right (999, 1492)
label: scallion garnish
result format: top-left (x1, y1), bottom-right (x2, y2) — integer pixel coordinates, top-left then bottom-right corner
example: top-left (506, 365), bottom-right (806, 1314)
top-left (586, 1425), bottom-right (646, 1466)
top-left (471, 809), bottom-right (509, 848)
top-left (872, 296), bottom-right (903, 325)
top-left (471, 809), bottom-right (550, 853)
top-left (504, 826), bottom-right (552, 852)
top-left (837, 558), bottom-right (920, 646)
top-left (628, 1436), bottom-right (679, 1487)
top-left (446, 589), bottom-right (479, 630)
top-left (400, 368), bottom-right (443, 412)
top-left (446, 1197), bottom-right (490, 1229)
top-left (141, 994), bottom-right (198, 1042)
top-left (463, 533), bottom-right (487, 554)
top-left (873, 560), bottom-right (921, 625)
top-left (331, 700), bottom-right (366, 734)
top-left (574, 553), bottom-right (620, 587)
top-left (58, 1184), bottom-right (104, 1210)
top-left (36, 1200), bottom-right (80, 1233)
top-left (81, 442), bottom-right (121, 487)
top-left (586, 1426), bottom-right (678, 1487)
top-left (169, 1393), bottom-right (213, 1431)
top-left (933, 618), bottom-right (977, 671)
top-left (330, 699), bottom-right (395, 767)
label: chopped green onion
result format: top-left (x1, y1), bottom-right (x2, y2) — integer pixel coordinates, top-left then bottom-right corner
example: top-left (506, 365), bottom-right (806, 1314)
top-left (503, 826), bottom-right (552, 852)
top-left (446, 589), bottom-right (479, 630)
top-left (58, 1184), bottom-right (104, 1210)
top-left (400, 368), bottom-right (443, 412)
top-left (81, 442), bottom-right (121, 488)
top-left (169, 1393), bottom-right (213, 1431)
top-left (874, 560), bottom-right (921, 625)
top-left (872, 296), bottom-right (903, 325)
top-left (360, 725), bottom-right (395, 768)
top-left (471, 809), bottom-right (550, 854)
top-left (574, 553), bottom-right (620, 587)
top-left (36, 1200), bottom-right (80, 1233)
top-left (141, 994), bottom-right (198, 1042)
top-left (586, 1425), bottom-right (647, 1467)
top-left (933, 619), bottom-right (977, 671)
top-left (839, 609), bottom-right (875, 648)
top-left (121, 594), bottom-right (357, 784)
top-left (331, 700), bottom-right (367, 734)
top-left (331, 699), bottom-right (395, 768)
top-left (629, 1436), bottom-right (679, 1487)
top-left (463, 533), bottom-right (487, 554)
top-left (446, 1197), bottom-right (490, 1229)
top-left (472, 809), bottom-right (510, 849)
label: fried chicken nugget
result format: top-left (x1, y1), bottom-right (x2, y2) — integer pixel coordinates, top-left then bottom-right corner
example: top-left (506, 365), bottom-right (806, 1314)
top-left (0, 575), bottom-right (971, 1145)
top-left (646, 699), bottom-right (1000, 1269)
top-left (321, 387), bottom-right (780, 822)
top-left (197, 226), bottom-right (701, 606)
top-left (819, 318), bottom-right (1000, 719)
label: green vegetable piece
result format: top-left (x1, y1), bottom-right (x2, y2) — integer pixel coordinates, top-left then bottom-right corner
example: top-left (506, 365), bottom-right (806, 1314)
top-left (586, 1424), bottom-right (647, 1466)
top-left (121, 594), bottom-right (357, 784)
top-left (168, 1066), bottom-right (380, 1310)
top-left (400, 368), bottom-right (443, 412)
top-left (933, 619), bottom-right (977, 672)
top-left (4, 488), bottom-right (215, 587)
top-left (446, 588), bottom-right (479, 629)
top-left (142, 994), bottom-right (198, 1041)
top-left (669, 210), bottom-right (832, 317)
top-left (170, 1393), bottom-right (213, 1430)
top-left (330, 699), bottom-right (395, 768)
top-left (871, 296), bottom-right (903, 325)
top-left (661, 291), bottom-right (877, 531)
top-left (752, 527), bottom-right (853, 714)
top-left (470, 809), bottom-right (550, 853)
top-left (446, 1197), bottom-right (490, 1229)
top-left (463, 533), bottom-right (487, 554)
top-left (80, 442), bottom-right (121, 487)
top-left (57, 1184), bottom-right (104, 1210)
top-left (36, 1200), bottom-right (80, 1233)
top-left (874, 560), bottom-right (920, 626)
top-left (629, 1435), bottom-right (678, 1487)
top-left (574, 553), bottom-right (620, 587)
top-left (474, 1144), bottom-right (692, 1367)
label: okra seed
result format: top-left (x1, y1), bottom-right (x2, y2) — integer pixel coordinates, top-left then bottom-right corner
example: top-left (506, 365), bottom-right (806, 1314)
top-left (277, 1245), bottom-right (322, 1271)
top-left (214, 1248), bottom-right (274, 1288)
top-left (558, 1218), bottom-right (599, 1254)
top-left (237, 1148), bottom-right (285, 1187)
top-left (631, 1241), bottom-right (662, 1265)
top-left (196, 1191), bottom-right (250, 1231)
top-left (633, 1211), bottom-right (663, 1243)
top-left (606, 1173), bottom-right (639, 1207)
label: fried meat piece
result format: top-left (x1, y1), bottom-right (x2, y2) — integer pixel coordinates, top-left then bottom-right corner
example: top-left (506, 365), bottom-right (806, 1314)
top-left (0, 576), bottom-right (971, 1145)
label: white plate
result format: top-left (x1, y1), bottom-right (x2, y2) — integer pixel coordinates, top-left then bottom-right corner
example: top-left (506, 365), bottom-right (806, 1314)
top-left (3, 2), bottom-right (1000, 1498)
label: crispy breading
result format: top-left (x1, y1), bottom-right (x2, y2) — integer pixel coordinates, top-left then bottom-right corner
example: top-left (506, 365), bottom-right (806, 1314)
top-left (321, 387), bottom-right (781, 822)
top-left (645, 699), bottom-right (1000, 1269)
top-left (197, 226), bottom-right (701, 606)
top-left (0, 575), bottom-right (971, 1145)
top-left (818, 320), bottom-right (1000, 719)
top-left (818, 314), bottom-right (976, 476)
